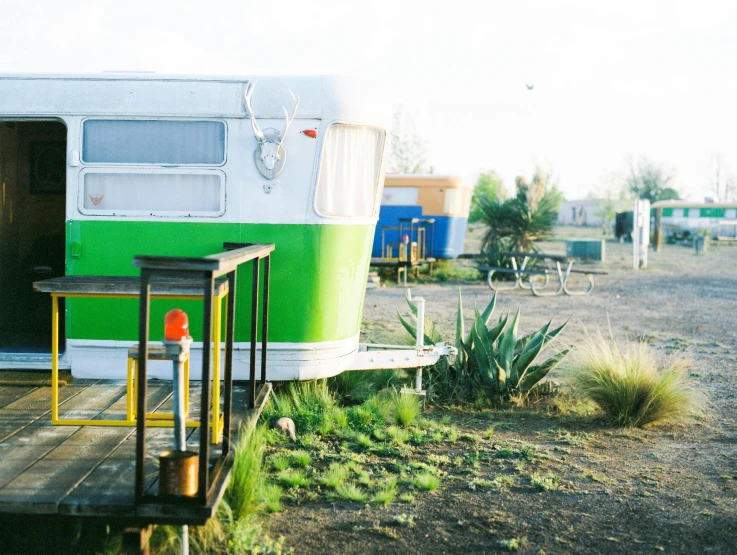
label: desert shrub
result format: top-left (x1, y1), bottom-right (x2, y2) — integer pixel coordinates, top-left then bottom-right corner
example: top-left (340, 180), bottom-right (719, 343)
top-left (347, 393), bottom-right (393, 432)
top-left (277, 468), bottom-right (311, 489)
top-left (319, 463), bottom-right (350, 489)
top-left (259, 483), bottom-right (284, 514)
top-left (290, 450), bottom-right (311, 468)
top-left (386, 425), bottom-right (411, 445)
top-left (562, 335), bottom-right (703, 427)
top-left (411, 472), bottom-right (440, 491)
top-left (263, 380), bottom-right (341, 436)
top-left (269, 453), bottom-right (290, 472)
top-left (428, 259), bottom-right (481, 283)
top-left (372, 486), bottom-right (397, 505)
top-left (529, 472), bottom-right (561, 492)
top-left (399, 289), bottom-right (568, 402)
top-left (335, 483), bottom-right (368, 502)
top-left (328, 368), bottom-right (403, 404)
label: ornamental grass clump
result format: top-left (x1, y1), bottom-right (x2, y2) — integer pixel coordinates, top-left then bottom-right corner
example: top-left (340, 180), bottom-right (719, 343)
top-left (335, 483), bottom-right (368, 502)
top-left (318, 463), bottom-right (350, 489)
top-left (563, 335), bottom-right (703, 427)
top-left (394, 393), bottom-right (421, 427)
top-left (227, 424), bottom-right (266, 520)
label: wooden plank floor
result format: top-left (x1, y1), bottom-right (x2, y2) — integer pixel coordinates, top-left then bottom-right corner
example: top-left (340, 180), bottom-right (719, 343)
top-left (0, 380), bottom-right (259, 522)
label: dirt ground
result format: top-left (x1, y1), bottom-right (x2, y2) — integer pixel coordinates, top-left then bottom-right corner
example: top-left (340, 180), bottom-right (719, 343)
top-left (263, 228), bottom-right (737, 554)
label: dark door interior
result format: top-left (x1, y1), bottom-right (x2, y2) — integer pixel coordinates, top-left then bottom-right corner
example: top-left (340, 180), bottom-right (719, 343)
top-left (0, 121), bottom-right (67, 355)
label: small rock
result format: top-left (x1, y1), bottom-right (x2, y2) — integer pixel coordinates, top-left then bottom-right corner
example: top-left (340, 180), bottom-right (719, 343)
top-left (271, 417), bottom-right (297, 442)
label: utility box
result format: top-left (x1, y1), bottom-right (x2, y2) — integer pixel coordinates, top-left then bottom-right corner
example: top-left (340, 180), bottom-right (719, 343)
top-left (694, 235), bottom-right (708, 253)
top-left (566, 239), bottom-right (606, 261)
top-left (615, 211), bottom-right (634, 240)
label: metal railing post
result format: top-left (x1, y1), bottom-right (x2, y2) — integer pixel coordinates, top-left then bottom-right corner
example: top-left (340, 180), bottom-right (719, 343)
top-left (134, 269), bottom-right (151, 502)
top-left (249, 260), bottom-right (260, 409)
top-left (414, 297), bottom-right (425, 392)
top-left (261, 256), bottom-right (270, 387)
top-left (197, 273), bottom-right (215, 504)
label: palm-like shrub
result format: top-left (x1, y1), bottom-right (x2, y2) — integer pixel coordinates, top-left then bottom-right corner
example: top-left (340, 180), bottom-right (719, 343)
top-left (478, 176), bottom-right (560, 267)
top-left (562, 335), bottom-right (703, 427)
top-left (398, 290), bottom-right (568, 402)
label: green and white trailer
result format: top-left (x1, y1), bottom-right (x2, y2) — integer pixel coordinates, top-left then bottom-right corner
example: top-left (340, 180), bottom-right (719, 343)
top-left (0, 73), bottom-right (451, 381)
top-left (652, 200), bottom-right (737, 238)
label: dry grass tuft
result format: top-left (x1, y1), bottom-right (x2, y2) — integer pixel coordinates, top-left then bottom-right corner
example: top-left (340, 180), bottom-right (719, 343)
top-left (562, 335), bottom-right (703, 427)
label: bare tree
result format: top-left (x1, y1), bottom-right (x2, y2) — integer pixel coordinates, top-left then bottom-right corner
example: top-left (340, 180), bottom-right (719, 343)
top-left (590, 172), bottom-right (630, 232)
top-left (625, 157), bottom-right (676, 202)
top-left (708, 153), bottom-right (735, 202)
top-left (726, 175), bottom-right (736, 202)
top-left (388, 106), bottom-right (428, 174)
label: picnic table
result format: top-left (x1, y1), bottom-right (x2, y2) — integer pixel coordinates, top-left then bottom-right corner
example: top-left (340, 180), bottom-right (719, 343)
top-left (478, 251), bottom-right (608, 296)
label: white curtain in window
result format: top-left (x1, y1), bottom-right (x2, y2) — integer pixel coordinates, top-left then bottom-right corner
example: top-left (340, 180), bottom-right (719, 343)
top-left (443, 189), bottom-right (463, 215)
top-left (316, 125), bottom-right (385, 217)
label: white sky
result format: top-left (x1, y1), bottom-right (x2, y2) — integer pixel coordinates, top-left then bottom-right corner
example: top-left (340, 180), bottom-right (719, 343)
top-left (1, 0), bottom-right (735, 201)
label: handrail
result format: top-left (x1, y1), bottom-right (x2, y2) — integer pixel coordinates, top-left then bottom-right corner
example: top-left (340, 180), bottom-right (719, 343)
top-left (133, 243), bottom-right (275, 276)
top-left (134, 241), bottom-right (274, 509)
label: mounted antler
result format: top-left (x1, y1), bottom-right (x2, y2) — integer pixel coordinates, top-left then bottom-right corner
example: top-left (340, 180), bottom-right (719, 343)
top-left (243, 81), bottom-right (301, 180)
top-left (279, 90), bottom-right (300, 145)
top-left (243, 81), bottom-right (265, 143)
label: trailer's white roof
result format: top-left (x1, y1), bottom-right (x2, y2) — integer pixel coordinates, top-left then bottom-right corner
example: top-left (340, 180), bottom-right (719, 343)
top-left (0, 73), bottom-right (390, 125)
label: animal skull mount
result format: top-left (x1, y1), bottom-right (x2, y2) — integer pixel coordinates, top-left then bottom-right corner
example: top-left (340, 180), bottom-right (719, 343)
top-left (244, 81), bottom-right (300, 180)
top-left (254, 128), bottom-right (286, 180)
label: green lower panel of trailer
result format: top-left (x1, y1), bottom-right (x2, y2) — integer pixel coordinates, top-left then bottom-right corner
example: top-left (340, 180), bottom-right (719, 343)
top-left (65, 221), bottom-right (375, 344)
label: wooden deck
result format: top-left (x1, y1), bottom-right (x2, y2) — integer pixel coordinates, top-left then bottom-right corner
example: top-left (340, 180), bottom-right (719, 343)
top-left (0, 380), bottom-right (267, 525)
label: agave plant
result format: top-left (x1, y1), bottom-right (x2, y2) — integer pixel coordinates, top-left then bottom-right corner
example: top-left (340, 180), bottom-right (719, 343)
top-left (398, 289), bottom-right (569, 401)
top-left (467, 299), bottom-right (569, 400)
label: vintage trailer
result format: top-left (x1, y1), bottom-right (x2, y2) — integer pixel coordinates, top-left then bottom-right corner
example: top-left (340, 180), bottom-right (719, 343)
top-left (651, 200), bottom-right (737, 238)
top-left (372, 174), bottom-right (472, 259)
top-left (0, 73), bottom-right (448, 381)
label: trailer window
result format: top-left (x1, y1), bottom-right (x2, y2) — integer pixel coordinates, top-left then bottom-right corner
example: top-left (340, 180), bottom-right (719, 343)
top-left (316, 124), bottom-right (385, 218)
top-left (382, 187), bottom-right (418, 206)
top-left (79, 170), bottom-right (224, 216)
top-left (82, 120), bottom-right (226, 165)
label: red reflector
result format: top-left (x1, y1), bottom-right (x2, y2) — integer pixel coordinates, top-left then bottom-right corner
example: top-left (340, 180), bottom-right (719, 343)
top-left (302, 129), bottom-right (318, 138)
top-left (164, 309), bottom-right (190, 341)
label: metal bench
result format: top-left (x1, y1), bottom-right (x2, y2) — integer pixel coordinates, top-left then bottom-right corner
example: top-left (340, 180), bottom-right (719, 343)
top-left (477, 264), bottom-right (551, 292)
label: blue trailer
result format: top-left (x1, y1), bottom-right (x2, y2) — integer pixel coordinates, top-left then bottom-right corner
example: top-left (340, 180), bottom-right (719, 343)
top-left (373, 174), bottom-right (471, 259)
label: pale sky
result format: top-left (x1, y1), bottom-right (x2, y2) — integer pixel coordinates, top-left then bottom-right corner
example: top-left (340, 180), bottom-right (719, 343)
top-left (1, 0), bottom-right (735, 201)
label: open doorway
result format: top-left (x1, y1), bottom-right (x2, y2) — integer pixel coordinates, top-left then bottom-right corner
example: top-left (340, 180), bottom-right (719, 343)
top-left (0, 121), bottom-right (67, 357)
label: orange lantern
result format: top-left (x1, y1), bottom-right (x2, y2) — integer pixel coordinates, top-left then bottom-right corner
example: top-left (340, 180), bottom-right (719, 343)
top-left (164, 309), bottom-right (190, 341)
